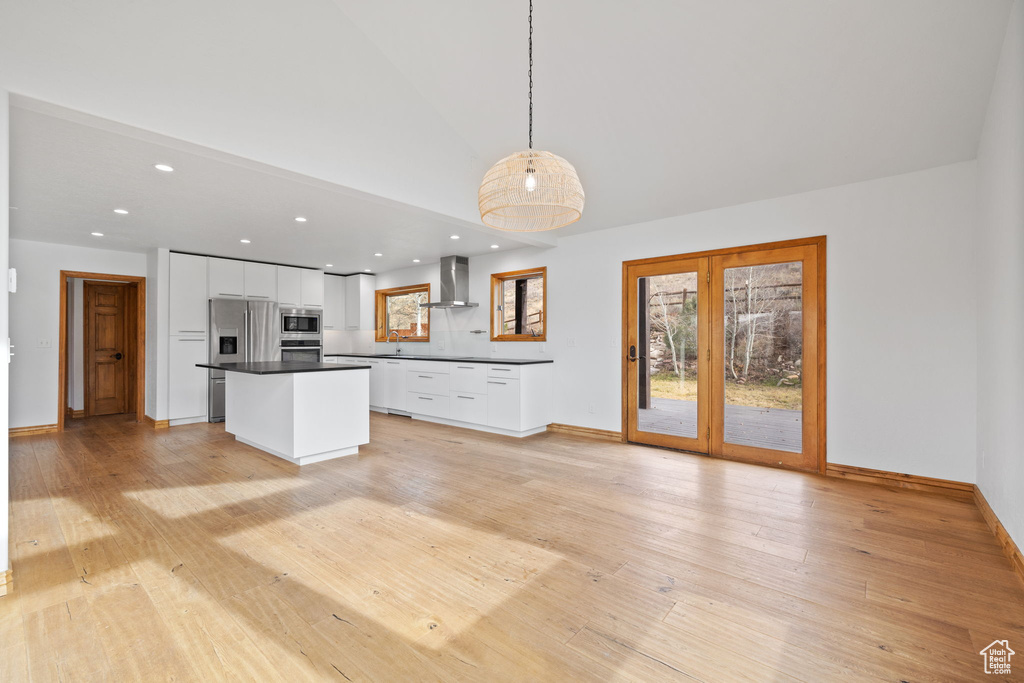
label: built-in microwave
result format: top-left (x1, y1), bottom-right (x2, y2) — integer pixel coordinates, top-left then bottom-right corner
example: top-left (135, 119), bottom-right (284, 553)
top-left (281, 308), bottom-right (321, 337)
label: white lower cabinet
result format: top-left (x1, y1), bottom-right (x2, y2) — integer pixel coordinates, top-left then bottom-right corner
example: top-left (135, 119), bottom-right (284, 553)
top-left (169, 336), bottom-right (208, 420)
top-left (363, 359), bottom-right (383, 407)
top-left (383, 359), bottom-right (406, 412)
top-left (332, 357), bottom-right (551, 437)
top-left (486, 378), bottom-right (520, 431)
top-left (450, 392), bottom-right (487, 424)
top-left (409, 392), bottom-right (449, 418)
top-left (407, 371), bottom-right (449, 395)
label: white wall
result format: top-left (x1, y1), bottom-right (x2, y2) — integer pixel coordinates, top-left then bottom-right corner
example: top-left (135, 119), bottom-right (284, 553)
top-left (145, 248), bottom-right (170, 421)
top-left (8, 239), bottom-right (147, 428)
top-left (373, 161), bottom-right (979, 483)
top-left (976, 0), bottom-right (1024, 550)
top-left (68, 278), bottom-right (84, 411)
top-left (2, 89), bottom-right (12, 577)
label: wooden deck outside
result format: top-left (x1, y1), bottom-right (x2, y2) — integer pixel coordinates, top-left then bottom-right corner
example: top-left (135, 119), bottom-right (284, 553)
top-left (639, 397), bottom-right (803, 452)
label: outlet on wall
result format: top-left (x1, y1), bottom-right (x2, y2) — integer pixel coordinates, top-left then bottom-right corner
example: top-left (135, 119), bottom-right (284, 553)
top-left (37, 338), bottom-right (52, 348)
top-left (539, 344), bottom-right (546, 353)
top-left (567, 336), bottom-right (577, 348)
top-left (588, 403), bottom-right (596, 414)
top-left (437, 339), bottom-right (445, 351)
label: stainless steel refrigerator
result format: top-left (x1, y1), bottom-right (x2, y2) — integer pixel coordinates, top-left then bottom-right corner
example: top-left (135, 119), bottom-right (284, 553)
top-left (208, 299), bottom-right (280, 422)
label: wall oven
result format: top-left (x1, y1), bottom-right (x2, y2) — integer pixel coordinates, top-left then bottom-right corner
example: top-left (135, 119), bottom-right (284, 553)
top-left (280, 339), bottom-right (322, 363)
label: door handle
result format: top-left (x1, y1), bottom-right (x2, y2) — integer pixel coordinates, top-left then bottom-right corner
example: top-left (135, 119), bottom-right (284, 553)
top-left (114, 352), bottom-right (123, 360)
top-left (627, 345), bottom-right (645, 363)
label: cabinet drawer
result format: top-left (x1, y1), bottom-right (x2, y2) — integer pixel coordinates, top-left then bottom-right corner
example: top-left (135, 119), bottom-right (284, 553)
top-left (409, 392), bottom-right (449, 418)
top-left (407, 359), bottom-right (450, 374)
top-left (450, 363), bottom-right (487, 393)
top-left (450, 392), bottom-right (487, 424)
top-left (487, 364), bottom-right (521, 379)
top-left (407, 371), bottom-right (450, 395)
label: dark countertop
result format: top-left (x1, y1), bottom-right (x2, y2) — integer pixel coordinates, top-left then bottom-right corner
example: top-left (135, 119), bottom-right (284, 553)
top-left (323, 353), bottom-right (554, 366)
top-left (197, 361), bottom-right (371, 375)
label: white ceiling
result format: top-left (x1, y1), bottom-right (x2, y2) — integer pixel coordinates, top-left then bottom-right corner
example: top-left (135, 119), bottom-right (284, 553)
top-left (0, 0), bottom-right (1014, 253)
top-left (9, 102), bottom-right (529, 273)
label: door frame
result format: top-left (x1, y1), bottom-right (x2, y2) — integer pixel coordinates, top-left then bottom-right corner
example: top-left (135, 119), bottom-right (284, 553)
top-left (621, 236), bottom-right (827, 473)
top-left (59, 270), bottom-right (146, 432)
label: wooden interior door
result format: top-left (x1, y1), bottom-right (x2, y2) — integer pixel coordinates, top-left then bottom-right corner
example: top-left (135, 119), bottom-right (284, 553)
top-left (85, 281), bottom-right (128, 416)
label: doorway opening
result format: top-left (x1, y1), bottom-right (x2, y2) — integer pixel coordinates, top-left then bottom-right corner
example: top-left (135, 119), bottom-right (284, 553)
top-left (59, 270), bottom-right (146, 431)
top-left (622, 237), bottom-right (826, 473)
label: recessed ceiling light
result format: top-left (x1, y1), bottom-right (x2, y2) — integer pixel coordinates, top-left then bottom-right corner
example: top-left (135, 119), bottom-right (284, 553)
top-left (154, 164), bottom-right (174, 172)
top-left (413, 259), bottom-right (420, 263)
top-left (240, 239), bottom-right (251, 244)
top-left (91, 232), bottom-right (104, 237)
top-left (113, 208), bottom-right (129, 215)
top-left (450, 234), bottom-right (460, 239)
top-left (294, 216), bottom-right (307, 223)
top-left (374, 253), bottom-right (383, 257)
top-left (364, 269), bottom-right (372, 273)
top-left (491, 244), bottom-right (500, 249)
top-left (325, 264), bottom-right (334, 268)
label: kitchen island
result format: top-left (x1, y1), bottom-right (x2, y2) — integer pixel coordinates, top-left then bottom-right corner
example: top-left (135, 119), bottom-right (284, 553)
top-left (197, 361), bottom-right (371, 465)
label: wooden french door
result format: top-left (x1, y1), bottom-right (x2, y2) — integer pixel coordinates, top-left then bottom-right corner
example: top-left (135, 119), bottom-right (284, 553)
top-left (85, 281), bottom-right (129, 416)
top-left (623, 237), bottom-right (825, 473)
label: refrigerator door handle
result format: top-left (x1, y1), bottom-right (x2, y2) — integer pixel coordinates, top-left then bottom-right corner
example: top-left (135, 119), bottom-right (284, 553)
top-left (244, 307), bottom-right (251, 362)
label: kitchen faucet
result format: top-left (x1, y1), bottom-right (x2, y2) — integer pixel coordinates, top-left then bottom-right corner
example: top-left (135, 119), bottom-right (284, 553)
top-left (387, 330), bottom-right (402, 355)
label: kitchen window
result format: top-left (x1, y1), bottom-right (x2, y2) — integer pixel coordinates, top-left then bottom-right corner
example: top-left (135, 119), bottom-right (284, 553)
top-left (375, 284), bottom-right (430, 342)
top-left (491, 267), bottom-right (546, 341)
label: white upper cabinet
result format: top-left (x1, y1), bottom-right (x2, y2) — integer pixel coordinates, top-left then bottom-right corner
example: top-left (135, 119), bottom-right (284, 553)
top-left (208, 258), bottom-right (245, 299)
top-left (244, 262), bottom-right (277, 300)
top-left (345, 273), bottom-right (376, 330)
top-left (169, 253), bottom-right (208, 335)
top-left (300, 269), bottom-right (324, 308)
top-left (277, 266), bottom-right (301, 307)
top-left (323, 275), bottom-right (346, 330)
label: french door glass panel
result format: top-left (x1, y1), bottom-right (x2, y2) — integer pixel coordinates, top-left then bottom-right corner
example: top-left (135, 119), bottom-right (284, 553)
top-left (638, 271), bottom-right (700, 440)
top-left (722, 262), bottom-right (803, 453)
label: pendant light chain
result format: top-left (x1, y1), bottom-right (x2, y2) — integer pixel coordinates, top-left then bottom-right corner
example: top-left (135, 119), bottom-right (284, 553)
top-left (528, 0), bottom-right (533, 150)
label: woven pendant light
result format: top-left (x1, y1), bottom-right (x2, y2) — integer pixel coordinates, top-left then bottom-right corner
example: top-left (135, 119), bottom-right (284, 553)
top-left (478, 1), bottom-right (585, 232)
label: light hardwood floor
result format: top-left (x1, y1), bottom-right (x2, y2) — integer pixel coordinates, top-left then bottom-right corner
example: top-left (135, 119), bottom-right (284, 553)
top-left (3, 413), bottom-right (1023, 681)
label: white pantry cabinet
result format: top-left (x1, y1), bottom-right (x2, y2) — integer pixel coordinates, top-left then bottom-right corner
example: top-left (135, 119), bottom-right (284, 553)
top-left (345, 273), bottom-right (376, 331)
top-left (244, 262), bottom-right (277, 300)
top-left (208, 258), bottom-right (245, 299)
top-left (323, 275), bottom-right (346, 330)
top-left (277, 266), bottom-right (301, 307)
top-left (168, 336), bottom-right (208, 420)
top-left (169, 253), bottom-right (208, 335)
top-left (300, 269), bottom-right (324, 308)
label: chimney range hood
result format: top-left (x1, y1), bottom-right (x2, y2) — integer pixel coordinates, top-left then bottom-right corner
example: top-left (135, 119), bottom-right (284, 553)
top-left (419, 255), bottom-right (479, 309)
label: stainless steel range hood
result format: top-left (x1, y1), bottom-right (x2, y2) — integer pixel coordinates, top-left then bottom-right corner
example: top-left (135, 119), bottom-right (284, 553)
top-left (419, 255), bottom-right (479, 309)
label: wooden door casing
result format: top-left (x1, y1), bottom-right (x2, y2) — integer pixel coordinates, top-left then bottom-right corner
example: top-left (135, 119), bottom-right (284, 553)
top-left (85, 281), bottom-right (128, 416)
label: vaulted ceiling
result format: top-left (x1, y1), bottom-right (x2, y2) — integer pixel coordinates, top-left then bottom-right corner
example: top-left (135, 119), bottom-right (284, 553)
top-left (0, 0), bottom-right (1013, 261)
